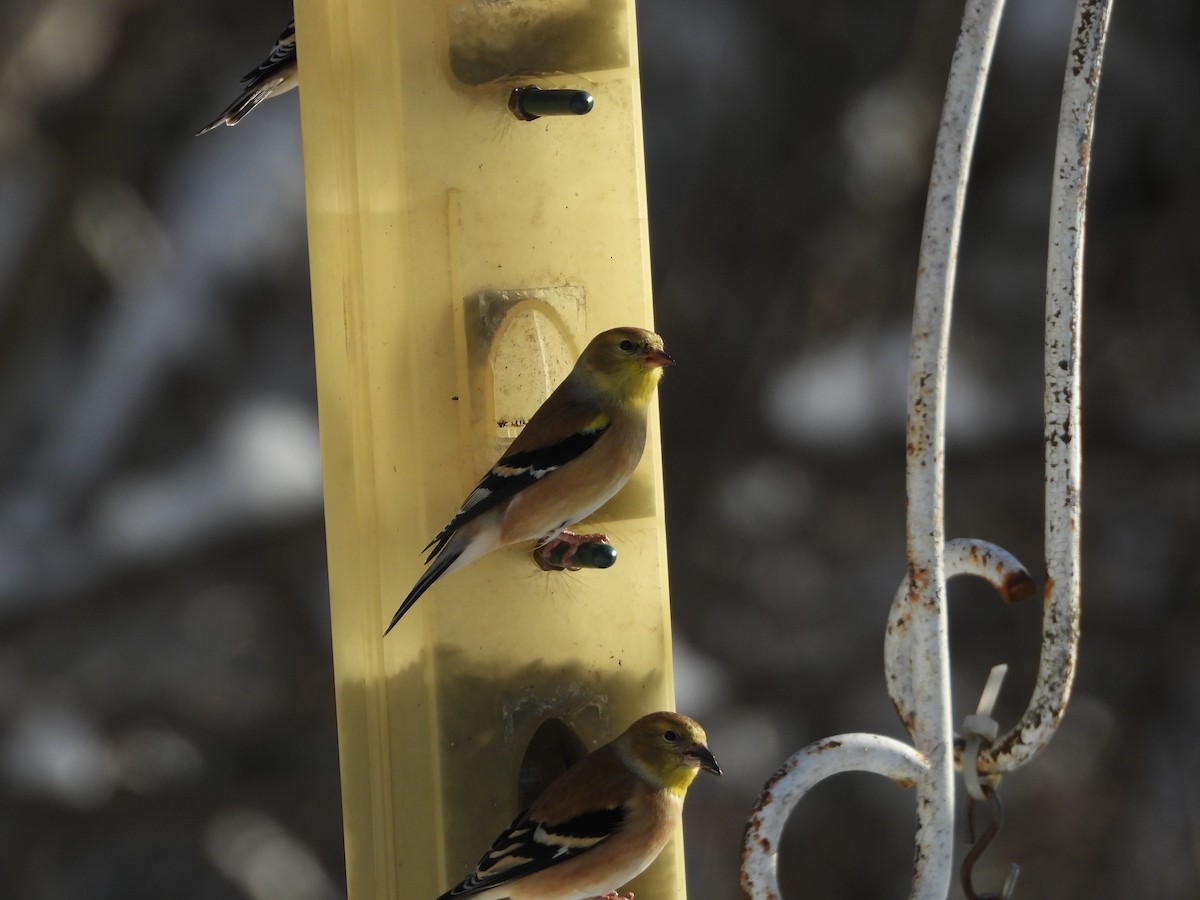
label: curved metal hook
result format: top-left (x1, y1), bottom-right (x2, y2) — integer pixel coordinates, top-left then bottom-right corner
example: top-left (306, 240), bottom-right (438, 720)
top-left (979, 0), bottom-right (1112, 774)
top-left (885, 539), bottom-right (1034, 743)
top-left (741, 734), bottom-right (932, 899)
top-left (739, 1), bottom-right (1112, 896)
top-left (742, 0), bottom-right (1009, 896)
top-left (961, 786), bottom-right (1019, 900)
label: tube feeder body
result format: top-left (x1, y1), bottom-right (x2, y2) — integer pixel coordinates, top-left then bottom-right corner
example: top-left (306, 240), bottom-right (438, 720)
top-left (295, 1), bottom-right (680, 897)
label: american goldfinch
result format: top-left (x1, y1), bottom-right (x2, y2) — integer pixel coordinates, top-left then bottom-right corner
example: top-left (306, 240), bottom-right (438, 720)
top-left (196, 19), bottom-right (297, 135)
top-left (385, 326), bottom-right (673, 635)
top-left (439, 711), bottom-right (720, 900)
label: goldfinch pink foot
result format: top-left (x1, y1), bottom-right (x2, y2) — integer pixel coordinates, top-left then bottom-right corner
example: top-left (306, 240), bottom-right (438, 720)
top-left (386, 327), bottom-right (672, 634)
top-left (437, 712), bottom-right (719, 900)
top-left (535, 531), bottom-right (612, 571)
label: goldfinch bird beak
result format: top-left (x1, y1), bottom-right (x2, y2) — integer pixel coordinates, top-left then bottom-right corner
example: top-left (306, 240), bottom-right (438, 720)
top-left (685, 743), bottom-right (722, 775)
top-left (644, 348), bottom-right (674, 368)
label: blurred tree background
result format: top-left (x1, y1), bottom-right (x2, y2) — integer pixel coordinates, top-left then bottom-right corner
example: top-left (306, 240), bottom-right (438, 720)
top-left (1, 0), bottom-right (1197, 898)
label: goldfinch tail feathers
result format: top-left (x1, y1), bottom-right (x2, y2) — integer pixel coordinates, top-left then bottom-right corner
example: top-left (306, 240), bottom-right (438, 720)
top-left (195, 83), bottom-right (281, 135)
top-left (389, 422), bottom-right (608, 622)
top-left (383, 547), bottom-right (463, 635)
top-left (196, 19), bottom-right (296, 135)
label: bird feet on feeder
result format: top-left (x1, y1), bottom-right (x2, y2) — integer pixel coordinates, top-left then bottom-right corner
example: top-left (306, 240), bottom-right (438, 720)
top-left (535, 531), bottom-right (617, 571)
top-left (588, 893), bottom-right (633, 900)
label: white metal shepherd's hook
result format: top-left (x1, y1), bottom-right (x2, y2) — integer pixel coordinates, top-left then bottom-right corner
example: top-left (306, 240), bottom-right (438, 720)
top-left (740, 1), bottom-right (1113, 898)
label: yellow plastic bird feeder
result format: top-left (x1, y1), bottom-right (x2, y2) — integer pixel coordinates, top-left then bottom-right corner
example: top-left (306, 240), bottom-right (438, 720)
top-left (294, 1), bottom-right (681, 897)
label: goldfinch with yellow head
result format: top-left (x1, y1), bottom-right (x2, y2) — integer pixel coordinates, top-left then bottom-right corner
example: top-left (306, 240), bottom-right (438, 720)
top-left (439, 711), bottom-right (720, 900)
top-left (386, 326), bottom-right (672, 634)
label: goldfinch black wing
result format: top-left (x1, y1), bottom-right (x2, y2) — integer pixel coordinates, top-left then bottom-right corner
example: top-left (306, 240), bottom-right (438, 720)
top-left (438, 806), bottom-right (626, 899)
top-left (422, 418), bottom-right (609, 562)
top-left (241, 18), bottom-right (296, 83)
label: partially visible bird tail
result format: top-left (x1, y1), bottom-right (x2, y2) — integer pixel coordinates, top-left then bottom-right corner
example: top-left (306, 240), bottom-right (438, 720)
top-left (194, 113), bottom-right (231, 137)
top-left (194, 84), bottom-right (276, 135)
top-left (384, 547), bottom-right (463, 635)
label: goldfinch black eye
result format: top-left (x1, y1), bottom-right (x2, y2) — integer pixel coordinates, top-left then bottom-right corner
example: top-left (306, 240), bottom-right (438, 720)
top-left (618, 339), bottom-right (635, 352)
top-left (663, 729), bottom-right (678, 742)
